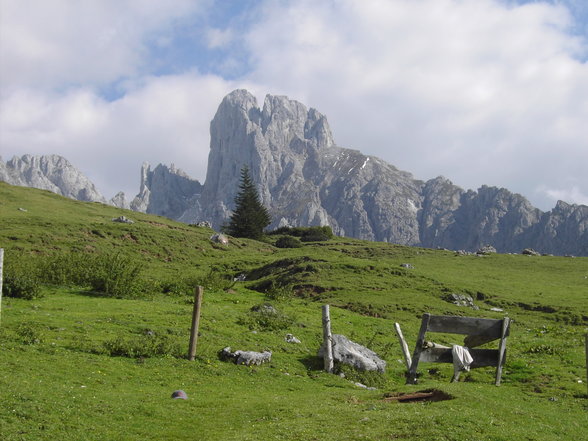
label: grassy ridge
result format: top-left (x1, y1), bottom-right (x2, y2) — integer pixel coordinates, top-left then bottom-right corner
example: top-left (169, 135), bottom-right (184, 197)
top-left (1, 182), bottom-right (587, 440)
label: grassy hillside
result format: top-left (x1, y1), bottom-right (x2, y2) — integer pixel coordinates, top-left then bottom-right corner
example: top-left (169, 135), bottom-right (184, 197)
top-left (1, 182), bottom-right (587, 440)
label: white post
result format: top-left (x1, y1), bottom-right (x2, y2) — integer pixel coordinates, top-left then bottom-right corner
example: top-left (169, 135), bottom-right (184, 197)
top-left (394, 322), bottom-right (412, 371)
top-left (0, 248), bottom-right (4, 327)
top-left (322, 304), bottom-right (334, 373)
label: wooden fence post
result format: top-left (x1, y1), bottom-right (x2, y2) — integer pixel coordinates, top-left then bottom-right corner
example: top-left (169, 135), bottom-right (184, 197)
top-left (585, 333), bottom-right (587, 398)
top-left (394, 322), bottom-right (412, 371)
top-left (188, 286), bottom-right (204, 361)
top-left (0, 248), bottom-right (3, 327)
top-left (322, 304), bottom-right (334, 373)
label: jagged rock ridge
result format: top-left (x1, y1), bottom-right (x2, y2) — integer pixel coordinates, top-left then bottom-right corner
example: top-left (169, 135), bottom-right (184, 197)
top-left (0, 154), bottom-right (106, 203)
top-left (177, 89), bottom-right (585, 256)
top-left (130, 162), bottom-right (202, 220)
top-left (2, 91), bottom-right (586, 256)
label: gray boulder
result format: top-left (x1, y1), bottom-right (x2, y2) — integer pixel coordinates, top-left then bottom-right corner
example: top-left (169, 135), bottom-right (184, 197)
top-left (112, 215), bottom-right (134, 224)
top-left (219, 347), bottom-right (272, 366)
top-left (319, 334), bottom-right (386, 373)
top-left (477, 245), bottom-right (497, 255)
top-left (522, 248), bottom-right (541, 256)
top-left (444, 293), bottom-right (479, 309)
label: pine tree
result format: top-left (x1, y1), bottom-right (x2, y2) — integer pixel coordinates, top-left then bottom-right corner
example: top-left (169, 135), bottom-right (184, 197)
top-left (225, 166), bottom-right (271, 239)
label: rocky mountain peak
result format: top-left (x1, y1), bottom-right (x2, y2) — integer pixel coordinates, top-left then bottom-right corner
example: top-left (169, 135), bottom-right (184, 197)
top-left (0, 154), bottom-right (106, 203)
top-left (130, 162), bottom-right (202, 220)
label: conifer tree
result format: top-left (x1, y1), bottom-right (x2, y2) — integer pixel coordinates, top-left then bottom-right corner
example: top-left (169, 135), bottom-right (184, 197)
top-left (225, 166), bottom-right (271, 239)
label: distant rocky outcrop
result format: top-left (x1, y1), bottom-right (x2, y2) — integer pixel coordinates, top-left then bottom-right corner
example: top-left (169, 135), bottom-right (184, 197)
top-left (130, 162), bottom-right (202, 220)
top-left (0, 154), bottom-right (106, 203)
top-left (109, 191), bottom-right (130, 209)
top-left (175, 89), bottom-right (586, 255)
top-left (3, 91), bottom-right (587, 256)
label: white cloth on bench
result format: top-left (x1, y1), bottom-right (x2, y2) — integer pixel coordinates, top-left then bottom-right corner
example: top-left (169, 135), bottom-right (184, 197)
top-left (452, 345), bottom-right (473, 375)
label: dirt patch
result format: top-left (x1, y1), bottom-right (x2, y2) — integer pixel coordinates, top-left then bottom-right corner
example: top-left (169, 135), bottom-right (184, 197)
top-left (383, 389), bottom-right (454, 403)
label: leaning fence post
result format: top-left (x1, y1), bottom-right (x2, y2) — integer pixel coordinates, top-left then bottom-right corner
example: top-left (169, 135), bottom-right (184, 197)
top-left (0, 248), bottom-right (4, 327)
top-left (188, 286), bottom-right (204, 361)
top-left (394, 322), bottom-right (412, 371)
top-left (322, 304), bottom-right (334, 373)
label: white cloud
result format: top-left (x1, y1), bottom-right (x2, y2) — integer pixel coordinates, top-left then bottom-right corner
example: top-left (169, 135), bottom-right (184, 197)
top-left (1, 0), bottom-right (587, 212)
top-left (540, 185), bottom-right (588, 206)
top-left (0, 0), bottom-right (206, 90)
top-left (0, 74), bottom-right (236, 199)
top-left (205, 27), bottom-right (234, 49)
top-left (243, 0), bottom-right (588, 210)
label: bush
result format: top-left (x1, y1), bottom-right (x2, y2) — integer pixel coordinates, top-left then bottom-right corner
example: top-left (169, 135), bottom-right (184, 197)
top-left (269, 226), bottom-right (333, 242)
top-left (195, 268), bottom-right (235, 292)
top-left (16, 323), bottom-right (44, 345)
top-left (103, 333), bottom-right (182, 358)
top-left (238, 303), bottom-right (294, 331)
top-left (3, 258), bottom-right (42, 300)
top-left (275, 236), bottom-right (303, 248)
top-left (89, 252), bottom-right (143, 298)
top-left (40, 252), bottom-right (94, 286)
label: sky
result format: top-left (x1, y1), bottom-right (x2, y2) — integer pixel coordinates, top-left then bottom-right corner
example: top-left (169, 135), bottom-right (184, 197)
top-left (1, 0), bottom-right (587, 211)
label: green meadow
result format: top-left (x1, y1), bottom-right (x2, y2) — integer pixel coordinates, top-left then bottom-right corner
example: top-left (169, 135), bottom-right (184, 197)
top-left (1, 181), bottom-right (587, 440)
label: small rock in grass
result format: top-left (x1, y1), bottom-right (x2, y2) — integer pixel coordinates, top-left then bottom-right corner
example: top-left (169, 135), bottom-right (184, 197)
top-left (171, 390), bottom-right (188, 400)
top-left (285, 333), bottom-right (301, 344)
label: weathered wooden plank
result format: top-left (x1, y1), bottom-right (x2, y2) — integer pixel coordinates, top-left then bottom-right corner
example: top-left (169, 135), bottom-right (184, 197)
top-left (495, 317), bottom-right (510, 385)
top-left (419, 347), bottom-right (502, 368)
top-left (427, 315), bottom-right (509, 337)
top-left (407, 313), bottom-right (431, 384)
top-left (187, 286), bottom-right (204, 361)
top-left (464, 334), bottom-right (499, 348)
top-left (394, 323), bottom-right (412, 370)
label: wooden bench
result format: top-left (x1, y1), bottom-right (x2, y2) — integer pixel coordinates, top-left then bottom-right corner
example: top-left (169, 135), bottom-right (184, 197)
top-left (406, 313), bottom-right (510, 385)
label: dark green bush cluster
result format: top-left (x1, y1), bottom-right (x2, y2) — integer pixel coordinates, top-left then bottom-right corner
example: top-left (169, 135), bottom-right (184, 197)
top-left (275, 236), bottom-right (303, 248)
top-left (88, 253), bottom-right (143, 298)
top-left (16, 323), bottom-right (44, 345)
top-left (103, 333), bottom-right (182, 358)
top-left (2, 251), bottom-right (145, 299)
top-left (2, 258), bottom-right (43, 299)
top-left (269, 226), bottom-right (334, 242)
top-left (238, 303), bottom-right (294, 331)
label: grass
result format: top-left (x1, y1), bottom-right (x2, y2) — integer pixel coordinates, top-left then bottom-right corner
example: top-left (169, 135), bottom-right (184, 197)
top-left (1, 182), bottom-right (587, 440)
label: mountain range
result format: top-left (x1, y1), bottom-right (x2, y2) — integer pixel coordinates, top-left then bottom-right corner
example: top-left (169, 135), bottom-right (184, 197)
top-left (1, 89), bottom-right (587, 256)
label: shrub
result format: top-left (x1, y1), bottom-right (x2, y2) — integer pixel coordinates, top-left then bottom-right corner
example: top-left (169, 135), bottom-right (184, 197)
top-left (238, 303), bottom-right (294, 331)
top-left (103, 333), bottom-right (182, 358)
top-left (269, 226), bottom-right (333, 242)
top-left (40, 252), bottom-right (94, 286)
top-left (3, 258), bottom-right (42, 300)
top-left (16, 323), bottom-right (44, 345)
top-left (88, 252), bottom-right (143, 298)
top-left (275, 236), bottom-right (303, 248)
top-left (196, 268), bottom-right (235, 292)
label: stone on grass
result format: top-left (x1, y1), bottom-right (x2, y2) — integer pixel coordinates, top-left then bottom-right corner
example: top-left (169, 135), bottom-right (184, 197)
top-left (171, 390), bottom-right (188, 399)
top-left (522, 248), bottom-right (541, 256)
top-left (210, 233), bottom-right (229, 244)
top-left (444, 293), bottom-right (479, 310)
top-left (285, 333), bottom-right (301, 344)
top-left (318, 334), bottom-right (386, 373)
top-left (476, 245), bottom-right (496, 255)
top-left (219, 347), bottom-right (272, 366)
top-left (112, 215), bottom-right (134, 224)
